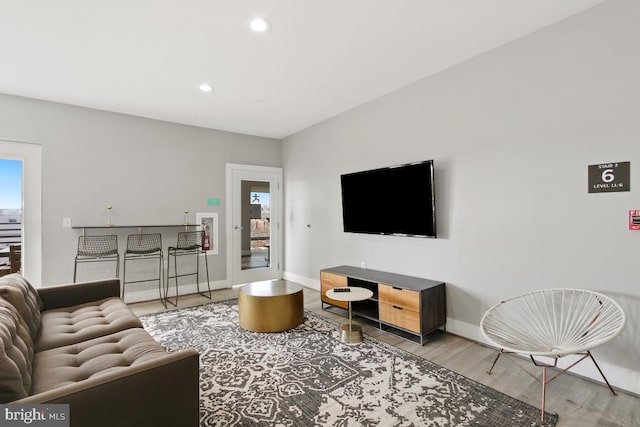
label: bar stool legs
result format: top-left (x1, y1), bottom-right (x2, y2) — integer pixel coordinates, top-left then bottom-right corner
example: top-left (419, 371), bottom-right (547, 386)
top-left (166, 250), bottom-right (179, 307)
top-left (166, 231), bottom-right (212, 307)
top-left (122, 233), bottom-right (165, 307)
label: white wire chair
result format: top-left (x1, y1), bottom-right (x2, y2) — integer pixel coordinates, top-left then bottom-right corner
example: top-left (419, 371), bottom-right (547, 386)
top-left (480, 288), bottom-right (625, 423)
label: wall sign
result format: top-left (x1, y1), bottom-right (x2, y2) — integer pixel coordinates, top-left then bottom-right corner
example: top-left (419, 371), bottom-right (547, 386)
top-left (588, 161), bottom-right (630, 193)
top-left (630, 210), bottom-right (640, 231)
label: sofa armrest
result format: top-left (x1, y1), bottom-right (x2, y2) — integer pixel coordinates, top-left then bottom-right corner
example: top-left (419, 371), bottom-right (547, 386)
top-left (16, 348), bottom-right (200, 427)
top-left (37, 278), bottom-right (121, 311)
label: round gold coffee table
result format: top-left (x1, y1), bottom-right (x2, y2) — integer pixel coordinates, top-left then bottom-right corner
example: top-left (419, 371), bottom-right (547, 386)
top-left (238, 281), bottom-right (304, 332)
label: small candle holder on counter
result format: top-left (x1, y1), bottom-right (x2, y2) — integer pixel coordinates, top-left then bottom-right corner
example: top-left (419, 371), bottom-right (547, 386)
top-left (106, 205), bottom-right (113, 227)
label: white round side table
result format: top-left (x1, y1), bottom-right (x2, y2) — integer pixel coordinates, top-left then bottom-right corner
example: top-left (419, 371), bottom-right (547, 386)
top-left (325, 286), bottom-right (373, 344)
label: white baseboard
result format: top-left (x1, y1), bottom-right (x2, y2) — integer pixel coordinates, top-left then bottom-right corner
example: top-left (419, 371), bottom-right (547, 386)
top-left (283, 271), bottom-right (320, 291)
top-left (445, 317), bottom-right (640, 395)
top-left (123, 279), bottom-right (229, 304)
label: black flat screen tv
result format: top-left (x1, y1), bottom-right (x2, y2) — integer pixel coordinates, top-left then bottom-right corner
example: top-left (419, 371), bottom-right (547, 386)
top-left (340, 160), bottom-right (436, 238)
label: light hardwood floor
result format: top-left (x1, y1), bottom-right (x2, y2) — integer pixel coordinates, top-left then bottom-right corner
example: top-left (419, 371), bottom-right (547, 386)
top-left (129, 283), bottom-right (639, 427)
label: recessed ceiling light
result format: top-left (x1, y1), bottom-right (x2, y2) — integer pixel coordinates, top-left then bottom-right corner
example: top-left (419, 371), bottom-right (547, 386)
top-left (250, 17), bottom-right (270, 32)
top-left (199, 83), bottom-right (213, 92)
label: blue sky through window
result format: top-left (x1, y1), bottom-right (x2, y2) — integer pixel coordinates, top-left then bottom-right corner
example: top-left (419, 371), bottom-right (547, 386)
top-left (0, 159), bottom-right (22, 209)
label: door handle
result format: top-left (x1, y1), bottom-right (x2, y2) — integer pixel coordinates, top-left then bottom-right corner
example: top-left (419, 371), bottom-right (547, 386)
top-left (234, 226), bottom-right (243, 230)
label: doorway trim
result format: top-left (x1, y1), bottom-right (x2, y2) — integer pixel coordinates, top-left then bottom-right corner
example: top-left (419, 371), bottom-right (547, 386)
top-left (0, 139), bottom-right (42, 284)
top-left (226, 163), bottom-right (283, 286)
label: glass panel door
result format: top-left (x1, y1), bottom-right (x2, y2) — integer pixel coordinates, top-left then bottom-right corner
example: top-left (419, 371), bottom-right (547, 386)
top-left (0, 159), bottom-right (22, 276)
top-left (0, 140), bottom-right (42, 283)
top-left (241, 180), bottom-right (271, 271)
top-left (228, 164), bottom-right (282, 285)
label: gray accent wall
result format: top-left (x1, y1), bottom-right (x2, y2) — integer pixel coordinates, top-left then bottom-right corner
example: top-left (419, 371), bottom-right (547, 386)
top-left (283, 0), bottom-right (640, 392)
top-left (0, 93), bottom-right (281, 286)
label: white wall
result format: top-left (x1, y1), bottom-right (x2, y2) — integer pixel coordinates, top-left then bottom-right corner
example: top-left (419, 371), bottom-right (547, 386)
top-left (0, 93), bottom-right (281, 289)
top-left (283, 0), bottom-right (640, 393)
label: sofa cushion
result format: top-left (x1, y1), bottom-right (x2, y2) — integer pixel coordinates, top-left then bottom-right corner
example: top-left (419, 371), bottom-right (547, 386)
top-left (31, 328), bottom-right (168, 395)
top-left (35, 297), bottom-right (143, 352)
top-left (0, 274), bottom-right (43, 340)
top-left (0, 300), bottom-right (34, 403)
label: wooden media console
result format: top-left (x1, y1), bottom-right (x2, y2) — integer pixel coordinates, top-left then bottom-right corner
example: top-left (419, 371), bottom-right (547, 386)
top-left (321, 265), bottom-right (446, 345)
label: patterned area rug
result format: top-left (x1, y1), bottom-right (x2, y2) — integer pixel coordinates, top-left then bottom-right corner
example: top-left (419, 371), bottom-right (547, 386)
top-left (140, 300), bottom-right (558, 426)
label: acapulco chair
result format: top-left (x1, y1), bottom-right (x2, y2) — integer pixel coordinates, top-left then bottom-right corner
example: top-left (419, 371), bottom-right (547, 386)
top-left (480, 288), bottom-right (625, 423)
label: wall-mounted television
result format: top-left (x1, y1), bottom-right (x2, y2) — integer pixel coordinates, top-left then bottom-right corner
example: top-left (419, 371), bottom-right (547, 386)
top-left (340, 160), bottom-right (436, 238)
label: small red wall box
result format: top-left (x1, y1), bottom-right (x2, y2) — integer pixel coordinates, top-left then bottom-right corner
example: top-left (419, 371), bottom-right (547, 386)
top-left (630, 210), bottom-right (640, 231)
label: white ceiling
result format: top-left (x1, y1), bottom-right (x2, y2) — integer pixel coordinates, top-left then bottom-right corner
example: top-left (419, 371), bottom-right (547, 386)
top-left (0, 0), bottom-right (605, 139)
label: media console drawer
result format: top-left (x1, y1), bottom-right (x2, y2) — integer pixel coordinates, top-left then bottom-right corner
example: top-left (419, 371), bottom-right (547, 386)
top-left (379, 284), bottom-right (419, 311)
top-left (379, 301), bottom-right (420, 333)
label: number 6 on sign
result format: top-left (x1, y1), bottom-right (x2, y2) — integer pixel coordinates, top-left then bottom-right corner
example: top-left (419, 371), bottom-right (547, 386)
top-left (601, 169), bottom-right (614, 183)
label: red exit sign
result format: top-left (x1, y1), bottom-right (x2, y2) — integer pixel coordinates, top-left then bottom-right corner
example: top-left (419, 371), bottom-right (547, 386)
top-left (630, 210), bottom-right (640, 231)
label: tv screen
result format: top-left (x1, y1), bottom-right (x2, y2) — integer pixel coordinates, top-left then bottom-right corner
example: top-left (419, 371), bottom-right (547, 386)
top-left (340, 160), bottom-right (436, 238)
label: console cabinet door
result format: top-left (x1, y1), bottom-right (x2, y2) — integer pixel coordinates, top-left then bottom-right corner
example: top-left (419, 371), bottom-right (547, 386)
top-left (320, 272), bottom-right (348, 309)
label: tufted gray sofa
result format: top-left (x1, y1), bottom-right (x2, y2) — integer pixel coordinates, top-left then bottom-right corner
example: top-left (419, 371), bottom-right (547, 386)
top-left (0, 274), bottom-right (199, 427)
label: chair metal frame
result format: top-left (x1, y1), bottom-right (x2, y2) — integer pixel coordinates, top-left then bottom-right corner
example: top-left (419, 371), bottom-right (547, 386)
top-left (165, 230), bottom-right (211, 307)
top-left (122, 233), bottom-right (165, 307)
top-left (73, 235), bottom-right (119, 282)
top-left (481, 288), bottom-right (626, 423)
